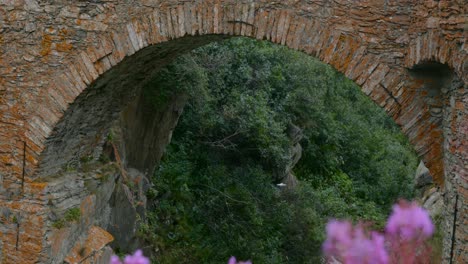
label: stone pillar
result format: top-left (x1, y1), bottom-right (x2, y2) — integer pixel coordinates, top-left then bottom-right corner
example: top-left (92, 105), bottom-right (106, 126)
top-left (442, 76), bottom-right (467, 263)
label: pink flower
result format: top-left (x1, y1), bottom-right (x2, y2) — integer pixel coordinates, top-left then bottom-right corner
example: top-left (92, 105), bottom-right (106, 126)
top-left (110, 250), bottom-right (150, 264)
top-left (228, 256), bottom-right (252, 264)
top-left (323, 221), bottom-right (388, 264)
top-left (110, 255), bottom-right (122, 264)
top-left (385, 201), bottom-right (434, 240)
top-left (344, 229), bottom-right (388, 264)
top-left (322, 220), bottom-right (353, 256)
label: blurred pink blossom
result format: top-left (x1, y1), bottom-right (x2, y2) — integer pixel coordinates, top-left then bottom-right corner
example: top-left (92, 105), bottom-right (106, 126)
top-left (323, 221), bottom-right (388, 264)
top-left (322, 220), bottom-right (353, 257)
top-left (110, 255), bottom-right (122, 264)
top-left (344, 229), bottom-right (388, 264)
top-left (386, 200), bottom-right (434, 240)
top-left (228, 256), bottom-right (252, 264)
top-left (323, 200), bottom-right (434, 264)
top-left (110, 250), bottom-right (149, 264)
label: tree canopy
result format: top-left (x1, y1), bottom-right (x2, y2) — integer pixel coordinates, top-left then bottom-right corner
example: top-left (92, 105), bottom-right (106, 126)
top-left (139, 38), bottom-right (417, 264)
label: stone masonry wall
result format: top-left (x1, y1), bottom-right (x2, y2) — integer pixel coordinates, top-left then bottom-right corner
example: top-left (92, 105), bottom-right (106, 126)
top-left (0, 0), bottom-right (466, 263)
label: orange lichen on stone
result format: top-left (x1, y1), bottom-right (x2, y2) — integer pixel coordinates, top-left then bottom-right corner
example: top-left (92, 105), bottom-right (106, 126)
top-left (1, 215), bottom-right (45, 264)
top-left (80, 195), bottom-right (96, 226)
top-left (40, 34), bottom-right (53, 57)
top-left (56, 42), bottom-right (74, 52)
top-left (21, 215), bottom-right (45, 239)
top-left (64, 226), bottom-right (114, 264)
top-left (56, 28), bottom-right (74, 52)
top-left (7, 201), bottom-right (45, 213)
top-left (0, 154), bottom-right (12, 165)
top-left (429, 125), bottom-right (443, 139)
top-left (51, 228), bottom-right (72, 257)
top-left (28, 182), bottom-right (48, 191)
top-left (426, 154), bottom-right (444, 186)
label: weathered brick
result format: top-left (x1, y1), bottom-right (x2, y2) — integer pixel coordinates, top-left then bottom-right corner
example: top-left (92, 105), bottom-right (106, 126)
top-left (177, 5), bottom-right (186, 37)
top-left (291, 18), bottom-right (306, 50)
top-left (254, 9), bottom-right (268, 40)
top-left (154, 8), bottom-right (168, 42)
top-left (207, 1), bottom-right (215, 35)
top-left (213, 1), bottom-right (220, 34)
top-left (165, 7), bottom-right (175, 39)
top-left (222, 4), bottom-right (230, 35)
top-left (298, 20), bottom-right (316, 54)
top-left (197, 3), bottom-right (205, 35)
top-left (48, 84), bottom-right (70, 112)
top-left (79, 51), bottom-right (99, 82)
top-left (146, 12), bottom-right (159, 44)
top-left (184, 2), bottom-right (193, 35)
top-left (330, 36), bottom-right (358, 72)
top-left (169, 8), bottom-right (179, 38)
top-left (285, 19), bottom-right (298, 48)
top-left (265, 10), bottom-right (277, 41)
top-left (274, 10), bottom-right (286, 44)
top-left (309, 23), bottom-right (327, 57)
top-left (57, 72), bottom-right (82, 99)
top-left (233, 2), bottom-right (242, 35)
top-left (362, 64), bottom-right (390, 95)
top-left (320, 31), bottom-right (342, 64)
top-left (65, 62), bottom-right (88, 91)
top-left (109, 31), bottom-right (128, 63)
top-left (240, 3), bottom-right (249, 36)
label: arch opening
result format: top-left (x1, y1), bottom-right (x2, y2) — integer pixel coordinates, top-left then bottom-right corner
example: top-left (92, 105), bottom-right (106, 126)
top-left (133, 38), bottom-right (426, 263)
top-left (39, 37), bottom-right (431, 263)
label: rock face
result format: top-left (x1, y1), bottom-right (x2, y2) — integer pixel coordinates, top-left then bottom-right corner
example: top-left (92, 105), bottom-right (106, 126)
top-left (423, 188), bottom-right (444, 220)
top-left (107, 92), bottom-right (189, 256)
top-left (104, 91), bottom-right (188, 255)
top-left (1, 89), bottom-right (185, 263)
top-left (415, 161), bottom-right (435, 190)
top-left (0, 0), bottom-right (466, 263)
top-left (42, 164), bottom-right (118, 264)
top-left (120, 91), bottom-right (189, 175)
top-left (64, 227), bottom-right (114, 264)
top-left (415, 161), bottom-right (444, 220)
top-left (275, 124), bottom-right (303, 189)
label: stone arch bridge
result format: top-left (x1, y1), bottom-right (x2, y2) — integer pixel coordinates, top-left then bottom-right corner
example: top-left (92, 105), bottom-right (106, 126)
top-left (0, 0), bottom-right (466, 263)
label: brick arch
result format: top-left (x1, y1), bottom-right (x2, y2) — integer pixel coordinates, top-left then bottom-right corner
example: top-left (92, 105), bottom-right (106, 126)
top-left (21, 3), bottom-right (462, 179)
top-left (25, 4), bottom-right (465, 184)
top-left (0, 1), bottom-right (466, 263)
top-left (35, 9), bottom-right (405, 177)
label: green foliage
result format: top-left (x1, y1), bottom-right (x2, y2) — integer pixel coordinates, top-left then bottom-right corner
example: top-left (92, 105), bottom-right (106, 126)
top-left (52, 208), bottom-right (81, 229)
top-left (64, 208), bottom-right (81, 222)
top-left (52, 219), bottom-right (66, 229)
top-left (80, 155), bottom-right (93, 163)
top-left (429, 213), bottom-right (444, 263)
top-left (141, 38), bottom-right (417, 263)
top-left (143, 55), bottom-right (209, 111)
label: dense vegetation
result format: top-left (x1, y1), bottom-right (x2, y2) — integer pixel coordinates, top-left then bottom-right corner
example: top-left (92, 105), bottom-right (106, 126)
top-left (139, 38), bottom-right (417, 263)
